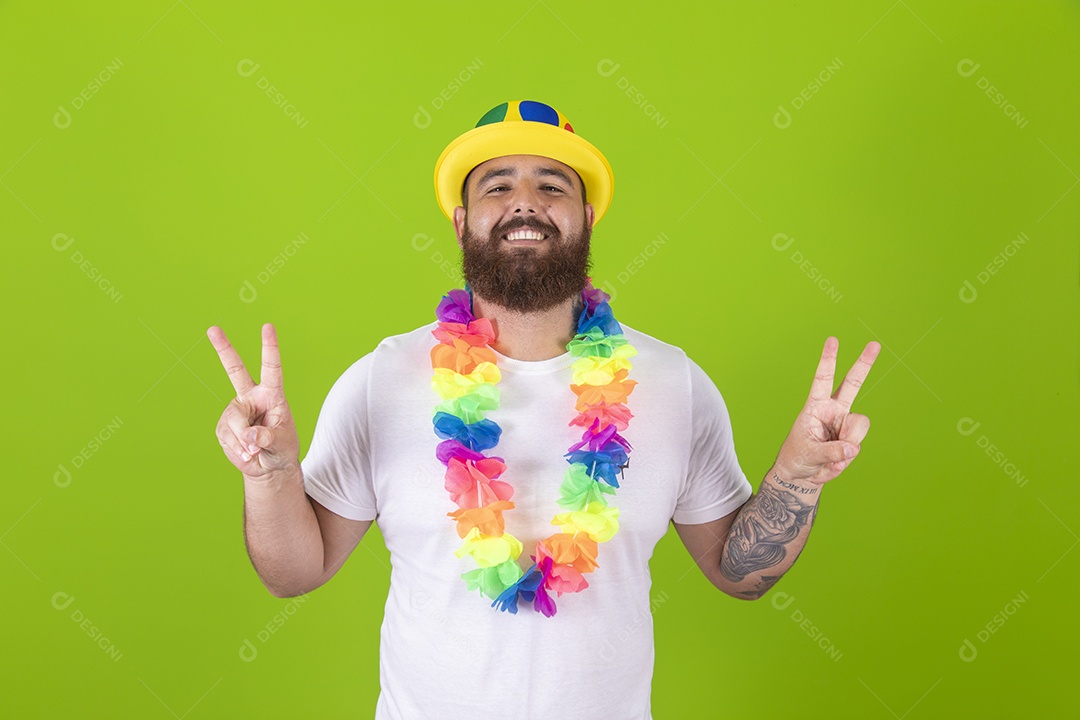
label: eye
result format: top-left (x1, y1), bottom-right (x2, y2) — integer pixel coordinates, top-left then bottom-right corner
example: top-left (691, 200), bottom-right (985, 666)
top-left (544, 185), bottom-right (564, 192)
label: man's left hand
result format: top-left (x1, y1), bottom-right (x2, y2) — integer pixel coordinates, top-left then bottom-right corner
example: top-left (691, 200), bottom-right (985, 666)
top-left (773, 336), bottom-right (881, 486)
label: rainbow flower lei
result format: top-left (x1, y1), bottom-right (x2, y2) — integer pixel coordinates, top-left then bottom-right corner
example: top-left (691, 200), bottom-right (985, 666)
top-left (430, 280), bottom-right (637, 617)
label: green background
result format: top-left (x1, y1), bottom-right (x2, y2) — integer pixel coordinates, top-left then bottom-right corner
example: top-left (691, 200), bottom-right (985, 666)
top-left (3, 1), bottom-right (1077, 717)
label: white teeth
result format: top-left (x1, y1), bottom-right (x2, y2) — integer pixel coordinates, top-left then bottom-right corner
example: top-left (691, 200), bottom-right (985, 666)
top-left (505, 229), bottom-right (545, 241)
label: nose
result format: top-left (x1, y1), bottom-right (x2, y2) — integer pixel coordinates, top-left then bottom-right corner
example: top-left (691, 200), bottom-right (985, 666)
top-left (510, 185), bottom-right (540, 215)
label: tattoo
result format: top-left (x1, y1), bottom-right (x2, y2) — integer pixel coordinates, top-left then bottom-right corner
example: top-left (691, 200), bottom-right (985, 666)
top-left (735, 575), bottom-right (781, 598)
top-left (771, 471), bottom-right (818, 496)
top-left (719, 482), bottom-right (816, 591)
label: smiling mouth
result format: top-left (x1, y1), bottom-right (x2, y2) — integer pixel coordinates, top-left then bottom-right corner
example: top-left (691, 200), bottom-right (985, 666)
top-left (502, 228), bottom-right (549, 242)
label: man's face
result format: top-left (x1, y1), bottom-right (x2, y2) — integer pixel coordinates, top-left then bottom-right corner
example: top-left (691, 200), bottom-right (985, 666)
top-left (453, 154), bottom-right (595, 313)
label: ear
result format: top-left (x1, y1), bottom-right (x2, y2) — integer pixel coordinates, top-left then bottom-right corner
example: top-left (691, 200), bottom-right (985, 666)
top-left (453, 206), bottom-right (466, 249)
top-left (585, 202), bottom-right (595, 230)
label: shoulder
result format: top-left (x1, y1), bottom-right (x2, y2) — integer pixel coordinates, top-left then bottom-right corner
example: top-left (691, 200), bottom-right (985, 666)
top-left (619, 322), bottom-right (724, 396)
top-left (619, 322), bottom-right (689, 363)
top-left (325, 322), bottom-right (437, 395)
top-left (619, 322), bottom-right (707, 377)
top-left (370, 321), bottom-right (438, 358)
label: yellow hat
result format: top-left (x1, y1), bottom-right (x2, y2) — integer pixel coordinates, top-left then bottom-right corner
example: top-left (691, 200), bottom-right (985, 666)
top-left (434, 100), bottom-right (614, 225)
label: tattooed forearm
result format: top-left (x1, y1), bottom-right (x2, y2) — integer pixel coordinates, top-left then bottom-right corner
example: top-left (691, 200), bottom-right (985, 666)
top-left (719, 480), bottom-right (817, 593)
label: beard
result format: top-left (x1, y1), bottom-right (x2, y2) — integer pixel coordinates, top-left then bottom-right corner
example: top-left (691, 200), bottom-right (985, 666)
top-left (460, 215), bottom-right (592, 313)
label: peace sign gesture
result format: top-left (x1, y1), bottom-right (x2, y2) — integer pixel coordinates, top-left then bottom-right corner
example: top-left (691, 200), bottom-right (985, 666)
top-left (773, 336), bottom-right (881, 486)
top-left (207, 323), bottom-right (299, 480)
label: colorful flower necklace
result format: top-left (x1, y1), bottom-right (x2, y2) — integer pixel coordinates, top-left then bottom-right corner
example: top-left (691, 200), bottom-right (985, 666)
top-left (430, 280), bottom-right (637, 617)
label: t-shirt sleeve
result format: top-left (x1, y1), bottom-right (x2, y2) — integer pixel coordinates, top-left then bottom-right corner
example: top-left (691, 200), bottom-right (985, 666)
top-left (672, 356), bottom-right (754, 525)
top-left (299, 354), bottom-right (378, 521)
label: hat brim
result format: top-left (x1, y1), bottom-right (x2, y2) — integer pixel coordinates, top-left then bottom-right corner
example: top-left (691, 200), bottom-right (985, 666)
top-left (434, 121), bottom-right (613, 226)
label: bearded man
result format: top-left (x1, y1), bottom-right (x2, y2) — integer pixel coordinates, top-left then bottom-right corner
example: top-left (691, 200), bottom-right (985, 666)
top-left (208, 99), bottom-right (880, 720)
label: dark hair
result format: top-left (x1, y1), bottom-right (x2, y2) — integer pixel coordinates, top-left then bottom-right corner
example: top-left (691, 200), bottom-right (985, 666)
top-left (461, 167), bottom-right (587, 209)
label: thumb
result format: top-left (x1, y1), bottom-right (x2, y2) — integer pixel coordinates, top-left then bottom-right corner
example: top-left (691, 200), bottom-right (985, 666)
top-left (804, 439), bottom-right (858, 468)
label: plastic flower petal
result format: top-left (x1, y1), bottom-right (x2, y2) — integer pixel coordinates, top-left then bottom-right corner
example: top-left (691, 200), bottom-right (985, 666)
top-left (565, 447), bottom-right (628, 488)
top-left (538, 533), bottom-right (599, 575)
top-left (570, 343), bottom-right (637, 385)
top-left (567, 327), bottom-right (629, 359)
top-left (532, 555), bottom-right (557, 617)
top-left (491, 563), bottom-right (543, 614)
top-left (455, 527), bottom-right (523, 567)
top-left (579, 281), bottom-right (609, 316)
top-left (435, 289), bottom-right (474, 324)
top-left (431, 362), bottom-right (501, 399)
top-left (444, 457), bottom-right (513, 508)
top-left (569, 402), bottom-right (634, 432)
top-left (435, 384), bottom-right (499, 424)
top-left (570, 368), bottom-right (636, 410)
top-left (432, 412), bottom-right (502, 452)
top-left (568, 417), bottom-right (632, 455)
top-left (430, 341), bottom-right (498, 375)
top-left (433, 318), bottom-right (496, 346)
top-left (577, 300), bottom-right (622, 335)
top-left (557, 462), bottom-right (616, 511)
top-left (435, 439), bottom-right (491, 465)
top-left (547, 562), bottom-right (589, 595)
top-left (462, 558), bottom-right (524, 599)
top-left (552, 501), bottom-right (621, 543)
top-left (447, 500), bottom-right (515, 538)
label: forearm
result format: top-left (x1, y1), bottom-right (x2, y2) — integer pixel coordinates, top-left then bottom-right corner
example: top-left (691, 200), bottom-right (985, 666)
top-left (717, 466), bottom-right (820, 600)
top-left (242, 463), bottom-right (325, 597)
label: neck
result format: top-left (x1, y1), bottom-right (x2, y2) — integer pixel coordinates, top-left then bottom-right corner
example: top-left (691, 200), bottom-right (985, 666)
top-left (471, 292), bottom-right (582, 361)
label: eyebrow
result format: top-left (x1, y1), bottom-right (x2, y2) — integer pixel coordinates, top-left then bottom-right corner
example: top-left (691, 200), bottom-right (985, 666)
top-left (475, 165), bottom-right (575, 190)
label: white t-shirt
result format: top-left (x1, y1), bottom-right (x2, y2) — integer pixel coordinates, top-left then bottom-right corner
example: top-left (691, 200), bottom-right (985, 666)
top-left (301, 321), bottom-right (752, 720)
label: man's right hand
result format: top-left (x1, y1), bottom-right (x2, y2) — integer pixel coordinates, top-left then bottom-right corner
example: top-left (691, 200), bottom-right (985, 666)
top-left (208, 323), bottom-right (300, 480)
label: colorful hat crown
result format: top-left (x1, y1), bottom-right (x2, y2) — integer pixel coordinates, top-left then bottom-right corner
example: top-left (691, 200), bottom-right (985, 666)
top-left (434, 100), bottom-right (613, 225)
top-left (474, 100), bottom-right (574, 131)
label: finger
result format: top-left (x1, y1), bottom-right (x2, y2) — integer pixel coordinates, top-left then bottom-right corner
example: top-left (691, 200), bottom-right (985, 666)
top-left (807, 336), bottom-right (839, 403)
top-left (220, 402), bottom-right (259, 460)
top-left (839, 413), bottom-right (871, 447)
top-left (261, 323), bottom-right (283, 391)
top-left (802, 439), bottom-right (857, 469)
top-left (207, 326), bottom-right (256, 397)
top-left (833, 341), bottom-right (881, 409)
top-left (217, 415), bottom-right (252, 464)
top-left (247, 424), bottom-right (274, 452)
